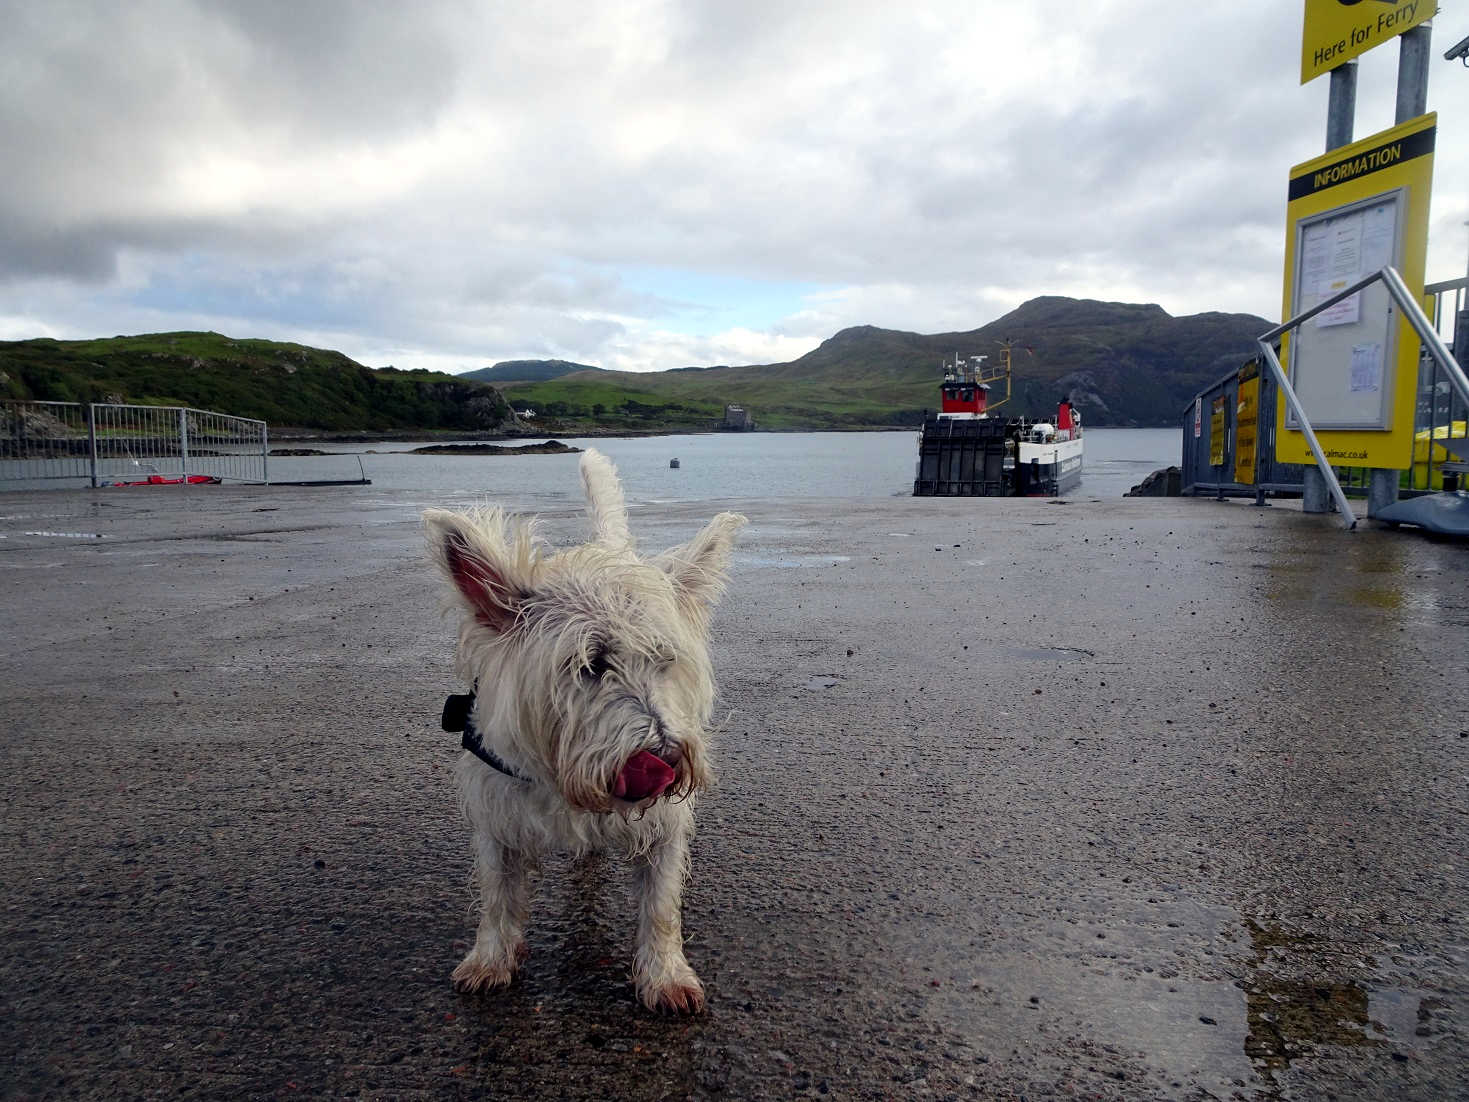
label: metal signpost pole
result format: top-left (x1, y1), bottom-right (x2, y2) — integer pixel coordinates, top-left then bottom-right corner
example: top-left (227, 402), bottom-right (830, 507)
top-left (1325, 60), bottom-right (1357, 149)
top-left (1365, 21), bottom-right (1434, 516)
top-left (1396, 24), bottom-right (1432, 122)
top-left (1302, 60), bottom-right (1358, 513)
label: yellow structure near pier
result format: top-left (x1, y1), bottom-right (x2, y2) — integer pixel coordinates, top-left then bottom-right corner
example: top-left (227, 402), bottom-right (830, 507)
top-left (1276, 112), bottom-right (1435, 470)
top-left (1233, 362), bottom-right (1259, 486)
top-left (1300, 0), bottom-right (1433, 83)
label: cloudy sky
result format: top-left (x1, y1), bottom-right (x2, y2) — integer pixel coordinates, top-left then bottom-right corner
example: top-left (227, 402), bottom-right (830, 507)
top-left (3, 1), bottom-right (1466, 374)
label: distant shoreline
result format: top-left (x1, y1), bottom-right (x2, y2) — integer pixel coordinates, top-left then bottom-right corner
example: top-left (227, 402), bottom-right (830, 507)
top-left (269, 426), bottom-right (706, 444)
top-left (266, 425), bottom-right (912, 443)
top-left (270, 422), bottom-right (1171, 443)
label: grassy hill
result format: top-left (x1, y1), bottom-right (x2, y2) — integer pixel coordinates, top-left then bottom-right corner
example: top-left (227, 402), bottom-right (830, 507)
top-left (0, 332), bottom-right (514, 432)
top-left (496, 297), bottom-right (1271, 430)
top-left (461, 359), bottom-right (601, 384)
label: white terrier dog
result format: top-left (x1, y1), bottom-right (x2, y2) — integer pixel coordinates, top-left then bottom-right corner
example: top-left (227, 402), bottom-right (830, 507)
top-left (424, 450), bottom-right (744, 1013)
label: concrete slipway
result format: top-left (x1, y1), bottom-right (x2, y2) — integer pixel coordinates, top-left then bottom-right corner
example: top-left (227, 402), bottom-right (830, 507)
top-left (0, 486), bottom-right (1465, 1101)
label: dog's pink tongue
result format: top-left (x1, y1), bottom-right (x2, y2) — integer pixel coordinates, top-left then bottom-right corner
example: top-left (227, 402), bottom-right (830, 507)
top-left (614, 750), bottom-right (676, 801)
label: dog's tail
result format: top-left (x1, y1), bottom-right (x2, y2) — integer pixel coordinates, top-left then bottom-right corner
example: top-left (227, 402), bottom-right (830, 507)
top-left (580, 448), bottom-right (633, 552)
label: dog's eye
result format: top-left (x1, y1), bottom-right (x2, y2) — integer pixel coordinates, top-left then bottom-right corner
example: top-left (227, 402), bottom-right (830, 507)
top-left (580, 650), bottom-right (612, 680)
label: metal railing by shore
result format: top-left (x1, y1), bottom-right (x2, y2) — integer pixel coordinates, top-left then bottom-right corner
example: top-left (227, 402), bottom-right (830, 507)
top-left (1, 401), bottom-right (268, 489)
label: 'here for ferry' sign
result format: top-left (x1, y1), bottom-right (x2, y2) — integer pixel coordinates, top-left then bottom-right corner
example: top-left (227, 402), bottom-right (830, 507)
top-left (1301, 0), bottom-right (1433, 84)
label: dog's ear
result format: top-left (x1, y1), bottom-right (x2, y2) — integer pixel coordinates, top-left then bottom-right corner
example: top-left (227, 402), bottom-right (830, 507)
top-left (424, 509), bottom-right (523, 633)
top-left (580, 448), bottom-right (633, 551)
top-left (655, 512), bottom-right (747, 617)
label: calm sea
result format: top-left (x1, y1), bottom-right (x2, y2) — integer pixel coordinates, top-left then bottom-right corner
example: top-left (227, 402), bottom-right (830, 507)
top-left (270, 429), bottom-right (1179, 506)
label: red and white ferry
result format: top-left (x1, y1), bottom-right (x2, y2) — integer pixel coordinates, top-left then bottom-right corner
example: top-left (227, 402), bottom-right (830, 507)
top-left (913, 344), bottom-right (1083, 497)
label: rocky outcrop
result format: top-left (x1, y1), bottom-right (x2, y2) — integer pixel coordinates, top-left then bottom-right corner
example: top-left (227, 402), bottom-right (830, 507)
top-left (410, 440), bottom-right (581, 456)
top-left (1125, 466), bottom-right (1182, 496)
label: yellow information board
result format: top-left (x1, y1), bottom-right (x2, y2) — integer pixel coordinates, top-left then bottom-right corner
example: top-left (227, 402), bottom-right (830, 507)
top-left (1301, 0), bottom-right (1433, 84)
top-left (1234, 363), bottom-right (1259, 486)
top-left (1277, 113), bottom-right (1435, 469)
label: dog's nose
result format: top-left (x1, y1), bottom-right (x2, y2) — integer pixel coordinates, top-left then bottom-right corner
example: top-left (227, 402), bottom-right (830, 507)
top-left (655, 741), bottom-right (684, 772)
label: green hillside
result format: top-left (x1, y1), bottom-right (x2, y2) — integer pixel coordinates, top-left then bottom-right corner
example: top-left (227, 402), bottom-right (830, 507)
top-left (0, 296), bottom-right (1271, 435)
top-left (461, 359), bottom-right (602, 384)
top-left (0, 332), bottom-right (514, 432)
top-left (498, 297), bottom-right (1271, 430)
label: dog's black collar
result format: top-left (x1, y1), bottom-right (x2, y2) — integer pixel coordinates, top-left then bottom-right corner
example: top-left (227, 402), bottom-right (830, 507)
top-left (440, 689), bottom-right (530, 782)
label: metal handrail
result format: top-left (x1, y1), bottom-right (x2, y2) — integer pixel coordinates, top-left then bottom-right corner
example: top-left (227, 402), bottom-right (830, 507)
top-left (1255, 265), bottom-right (1469, 530)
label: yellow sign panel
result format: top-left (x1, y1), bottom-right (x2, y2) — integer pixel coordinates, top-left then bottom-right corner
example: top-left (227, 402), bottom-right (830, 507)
top-left (1301, 0), bottom-right (1433, 84)
top-left (1210, 396), bottom-right (1227, 467)
top-left (1277, 113), bottom-right (1435, 470)
top-left (1234, 366), bottom-right (1259, 486)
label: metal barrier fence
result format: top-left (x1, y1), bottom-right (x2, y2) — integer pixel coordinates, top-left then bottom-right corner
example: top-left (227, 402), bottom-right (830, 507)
top-left (1417, 275), bottom-right (1469, 492)
top-left (1183, 274), bottom-right (1468, 500)
top-left (1, 401), bottom-right (268, 488)
top-left (1181, 361), bottom-right (1305, 499)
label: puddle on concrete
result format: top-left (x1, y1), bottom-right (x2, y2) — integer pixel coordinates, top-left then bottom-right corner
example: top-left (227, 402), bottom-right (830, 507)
top-left (904, 894), bottom-right (1442, 1097)
top-left (1347, 585), bottom-right (1403, 610)
top-left (1239, 917), bottom-right (1434, 1078)
top-left (804, 675), bottom-right (843, 690)
top-left (914, 895), bottom-right (1261, 1097)
top-left (738, 554), bottom-right (850, 569)
top-left (0, 508), bottom-right (116, 522)
top-left (1004, 645), bottom-right (1094, 661)
top-left (1242, 918), bottom-right (1380, 1072)
top-left (1245, 974), bottom-right (1376, 1068)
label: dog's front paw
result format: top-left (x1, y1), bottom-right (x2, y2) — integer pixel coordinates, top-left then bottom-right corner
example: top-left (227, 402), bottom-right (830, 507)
top-left (451, 945), bottom-right (524, 994)
top-left (637, 969), bottom-right (706, 1014)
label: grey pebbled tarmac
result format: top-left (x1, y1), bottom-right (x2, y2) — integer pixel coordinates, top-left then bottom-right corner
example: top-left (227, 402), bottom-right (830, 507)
top-left (1, 486), bottom-right (1465, 1101)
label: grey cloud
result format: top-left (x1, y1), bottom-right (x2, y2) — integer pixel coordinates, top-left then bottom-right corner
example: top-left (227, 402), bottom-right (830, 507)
top-left (0, 1), bottom-right (1461, 372)
top-left (208, 0), bottom-right (460, 138)
top-left (0, 219), bottom-right (118, 283)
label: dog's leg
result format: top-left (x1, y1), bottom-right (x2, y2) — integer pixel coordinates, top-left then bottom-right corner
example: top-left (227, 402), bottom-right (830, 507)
top-left (452, 837), bottom-right (533, 994)
top-left (631, 822), bottom-right (705, 1013)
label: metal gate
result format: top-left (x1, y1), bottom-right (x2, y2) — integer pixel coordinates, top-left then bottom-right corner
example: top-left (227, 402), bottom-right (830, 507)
top-left (1, 401), bottom-right (268, 489)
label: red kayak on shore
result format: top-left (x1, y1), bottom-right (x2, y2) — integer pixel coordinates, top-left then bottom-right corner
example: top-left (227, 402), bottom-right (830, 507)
top-left (103, 474), bottom-right (222, 487)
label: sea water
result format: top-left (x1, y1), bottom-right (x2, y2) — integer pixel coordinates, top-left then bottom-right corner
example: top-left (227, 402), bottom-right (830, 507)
top-left (269, 428), bottom-right (1180, 504)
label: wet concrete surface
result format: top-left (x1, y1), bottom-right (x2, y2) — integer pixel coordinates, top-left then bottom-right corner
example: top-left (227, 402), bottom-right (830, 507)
top-left (1, 486), bottom-right (1466, 1100)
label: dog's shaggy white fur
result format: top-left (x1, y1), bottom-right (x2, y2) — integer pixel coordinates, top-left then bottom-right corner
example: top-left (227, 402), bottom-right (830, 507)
top-left (424, 449), bottom-right (744, 1013)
